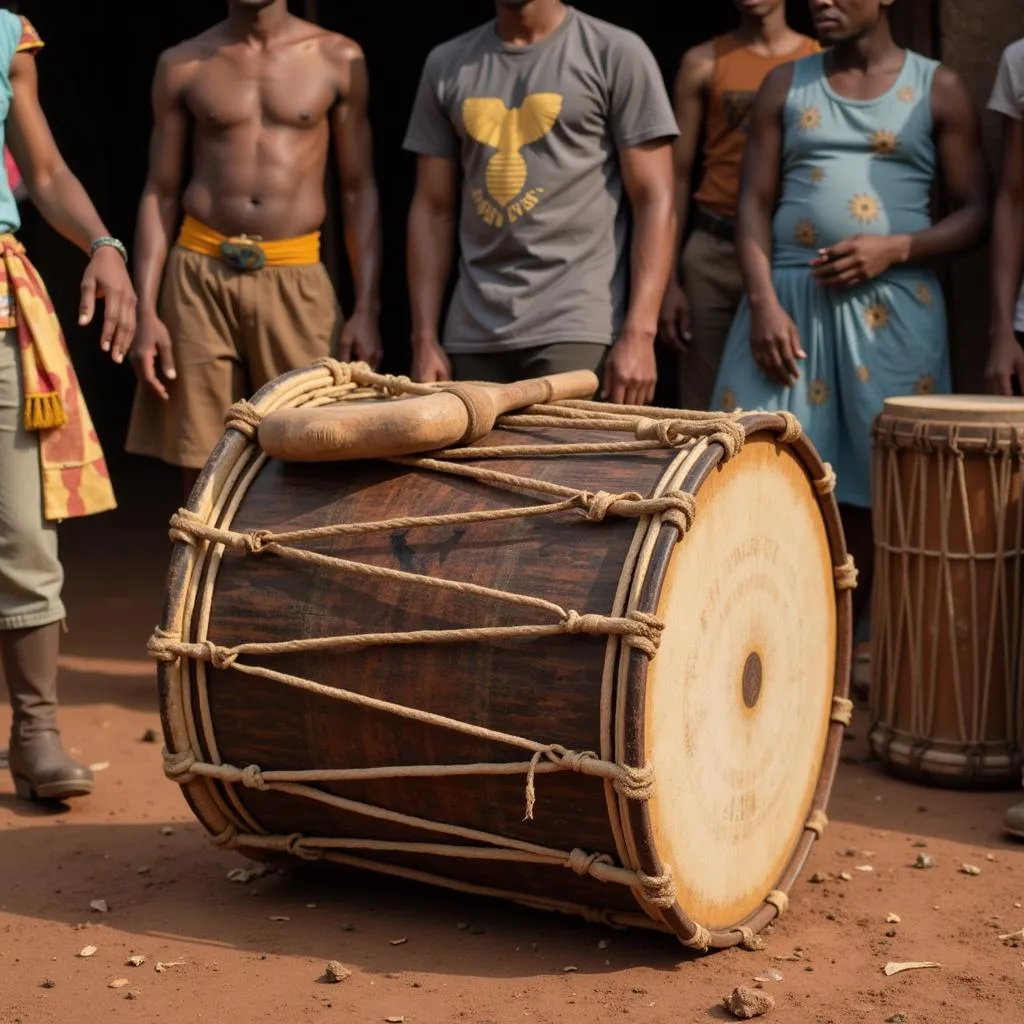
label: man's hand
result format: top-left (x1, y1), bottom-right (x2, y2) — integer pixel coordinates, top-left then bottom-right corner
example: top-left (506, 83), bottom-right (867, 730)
top-left (78, 246), bottom-right (137, 364)
top-left (985, 327), bottom-right (1024, 396)
top-left (750, 298), bottom-right (805, 387)
top-left (337, 308), bottom-right (382, 369)
top-left (602, 329), bottom-right (657, 406)
top-left (130, 309), bottom-right (177, 401)
top-left (811, 235), bottom-right (911, 288)
top-left (658, 279), bottom-right (692, 352)
top-left (411, 335), bottom-right (452, 383)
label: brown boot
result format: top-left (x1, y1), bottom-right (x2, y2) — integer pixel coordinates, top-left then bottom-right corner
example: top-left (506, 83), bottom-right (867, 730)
top-left (3, 623), bottom-right (93, 801)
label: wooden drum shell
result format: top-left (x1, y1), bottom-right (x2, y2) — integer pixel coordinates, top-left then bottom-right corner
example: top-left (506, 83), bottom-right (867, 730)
top-left (870, 397), bottom-right (1024, 787)
top-left (156, 363), bottom-right (852, 951)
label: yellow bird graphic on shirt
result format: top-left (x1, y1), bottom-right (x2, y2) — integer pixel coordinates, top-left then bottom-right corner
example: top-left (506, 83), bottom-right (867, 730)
top-left (462, 93), bottom-right (563, 206)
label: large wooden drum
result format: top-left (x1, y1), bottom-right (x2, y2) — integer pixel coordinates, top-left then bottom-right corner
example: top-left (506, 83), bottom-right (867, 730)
top-left (152, 361), bottom-right (853, 952)
top-left (870, 395), bottom-right (1024, 786)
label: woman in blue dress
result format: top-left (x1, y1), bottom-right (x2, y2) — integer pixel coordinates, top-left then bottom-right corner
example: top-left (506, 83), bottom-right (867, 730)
top-left (712, 0), bottom-right (989, 664)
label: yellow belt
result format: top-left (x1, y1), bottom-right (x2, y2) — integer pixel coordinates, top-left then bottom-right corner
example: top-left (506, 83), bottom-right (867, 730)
top-left (176, 214), bottom-right (320, 270)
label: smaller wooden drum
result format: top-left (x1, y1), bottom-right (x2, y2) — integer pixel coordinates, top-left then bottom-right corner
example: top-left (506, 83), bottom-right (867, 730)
top-left (870, 395), bottom-right (1024, 786)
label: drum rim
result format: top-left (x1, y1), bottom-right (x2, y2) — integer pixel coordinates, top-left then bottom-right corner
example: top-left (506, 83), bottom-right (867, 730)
top-left (617, 412), bottom-right (853, 949)
top-left (156, 366), bottom-right (852, 952)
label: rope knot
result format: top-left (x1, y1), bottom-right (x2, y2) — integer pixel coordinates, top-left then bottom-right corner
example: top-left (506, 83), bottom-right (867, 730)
top-left (240, 764), bottom-right (268, 791)
top-left (834, 555), bottom-right (858, 591)
top-left (242, 530), bottom-right (272, 555)
top-left (624, 611), bottom-right (664, 658)
top-left (202, 641), bottom-right (239, 671)
top-left (212, 823), bottom-right (239, 848)
top-left (285, 833), bottom-right (323, 861)
top-left (637, 865), bottom-right (676, 909)
top-left (765, 889), bottom-right (789, 916)
top-left (582, 490), bottom-right (644, 522)
top-left (814, 463), bottom-right (837, 496)
top-left (775, 412), bottom-right (802, 445)
top-left (168, 507), bottom-right (203, 547)
top-left (804, 809), bottom-right (829, 838)
top-left (613, 762), bottom-right (655, 801)
top-left (660, 491), bottom-right (697, 535)
top-left (147, 627), bottom-right (179, 663)
top-left (375, 373), bottom-right (415, 399)
top-left (708, 420), bottom-right (747, 460)
top-left (225, 399), bottom-right (262, 440)
top-left (831, 696), bottom-right (854, 727)
top-left (162, 748), bottom-right (196, 783)
top-left (564, 847), bottom-right (612, 877)
top-left (635, 417), bottom-right (688, 447)
top-left (561, 610), bottom-right (608, 635)
top-left (312, 357), bottom-right (354, 388)
top-left (683, 923), bottom-right (712, 952)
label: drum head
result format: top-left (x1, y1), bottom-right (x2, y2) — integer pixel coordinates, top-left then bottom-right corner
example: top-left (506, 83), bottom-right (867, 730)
top-left (882, 394), bottom-right (1024, 423)
top-left (641, 436), bottom-right (836, 931)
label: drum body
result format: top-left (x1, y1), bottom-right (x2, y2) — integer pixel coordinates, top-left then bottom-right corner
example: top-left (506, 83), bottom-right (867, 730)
top-left (154, 362), bottom-right (852, 951)
top-left (870, 395), bottom-right (1024, 786)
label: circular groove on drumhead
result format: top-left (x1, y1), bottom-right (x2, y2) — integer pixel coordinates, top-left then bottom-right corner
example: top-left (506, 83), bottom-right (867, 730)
top-left (742, 653), bottom-right (763, 710)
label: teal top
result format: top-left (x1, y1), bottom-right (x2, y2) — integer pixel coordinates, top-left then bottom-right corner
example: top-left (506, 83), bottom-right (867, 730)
top-left (0, 9), bottom-right (25, 234)
top-left (772, 49), bottom-right (939, 270)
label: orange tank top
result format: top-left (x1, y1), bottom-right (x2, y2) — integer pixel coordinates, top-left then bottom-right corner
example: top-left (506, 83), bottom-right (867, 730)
top-left (693, 33), bottom-right (820, 219)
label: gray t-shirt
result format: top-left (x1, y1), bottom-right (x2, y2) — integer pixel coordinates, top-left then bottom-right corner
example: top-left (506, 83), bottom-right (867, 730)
top-left (403, 7), bottom-right (678, 353)
top-left (990, 39), bottom-right (1024, 331)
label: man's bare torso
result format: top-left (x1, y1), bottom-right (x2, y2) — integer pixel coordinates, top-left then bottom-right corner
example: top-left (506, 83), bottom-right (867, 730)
top-left (165, 16), bottom-right (358, 240)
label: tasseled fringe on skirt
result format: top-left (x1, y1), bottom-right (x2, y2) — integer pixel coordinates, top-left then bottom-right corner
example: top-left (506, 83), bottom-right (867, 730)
top-left (24, 392), bottom-right (68, 430)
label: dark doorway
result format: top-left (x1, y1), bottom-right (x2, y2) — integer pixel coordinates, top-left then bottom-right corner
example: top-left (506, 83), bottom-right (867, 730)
top-left (14, 1), bottom-right (934, 469)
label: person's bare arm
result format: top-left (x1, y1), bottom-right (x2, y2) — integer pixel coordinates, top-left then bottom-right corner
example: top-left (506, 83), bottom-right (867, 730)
top-left (659, 43), bottom-right (712, 350)
top-left (736, 64), bottom-right (805, 386)
top-left (330, 38), bottom-right (383, 367)
top-left (5, 50), bottom-right (135, 360)
top-left (987, 115), bottom-right (1024, 394)
top-left (130, 49), bottom-right (189, 398)
top-left (814, 67), bottom-right (990, 285)
top-left (407, 154), bottom-right (456, 382)
top-left (604, 140), bottom-right (675, 406)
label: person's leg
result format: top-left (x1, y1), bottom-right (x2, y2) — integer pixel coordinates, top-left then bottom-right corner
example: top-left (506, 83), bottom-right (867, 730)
top-left (513, 342), bottom-right (608, 380)
top-left (127, 250), bottom-right (241, 501)
top-left (450, 351), bottom-right (517, 383)
top-left (0, 331), bottom-right (91, 801)
top-left (680, 228), bottom-right (745, 410)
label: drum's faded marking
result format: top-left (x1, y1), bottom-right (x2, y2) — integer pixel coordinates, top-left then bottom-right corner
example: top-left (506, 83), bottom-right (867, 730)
top-left (390, 530), bottom-right (419, 573)
top-left (742, 652), bottom-right (763, 709)
top-left (435, 527), bottom-right (467, 566)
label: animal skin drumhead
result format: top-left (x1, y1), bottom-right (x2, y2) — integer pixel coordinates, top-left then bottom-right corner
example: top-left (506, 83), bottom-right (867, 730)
top-left (641, 437), bottom-right (836, 931)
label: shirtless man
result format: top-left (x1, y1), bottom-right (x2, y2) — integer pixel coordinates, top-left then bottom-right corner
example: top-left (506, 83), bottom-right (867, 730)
top-left (127, 0), bottom-right (382, 493)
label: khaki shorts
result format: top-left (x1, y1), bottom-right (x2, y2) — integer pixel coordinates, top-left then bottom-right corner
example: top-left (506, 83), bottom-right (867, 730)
top-left (126, 247), bottom-right (343, 469)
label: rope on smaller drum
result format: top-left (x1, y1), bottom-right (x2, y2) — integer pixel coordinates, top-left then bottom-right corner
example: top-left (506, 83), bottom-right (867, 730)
top-left (612, 762), bottom-right (655, 802)
top-left (148, 627), bottom-right (180, 663)
top-left (738, 927), bottom-right (765, 952)
top-left (834, 556), bottom-right (858, 591)
top-left (682, 923), bottom-right (712, 952)
top-left (814, 464), bottom-right (837, 496)
top-left (804, 810), bottom-right (829, 838)
top-left (831, 696), bottom-right (854, 727)
top-left (224, 399), bottom-right (263, 440)
top-left (765, 890), bottom-right (789, 916)
top-left (637, 866), bottom-right (677, 909)
top-left (622, 611), bottom-right (664, 658)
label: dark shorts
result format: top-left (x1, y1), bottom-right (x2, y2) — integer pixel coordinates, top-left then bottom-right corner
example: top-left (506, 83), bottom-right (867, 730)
top-left (450, 342), bottom-right (607, 384)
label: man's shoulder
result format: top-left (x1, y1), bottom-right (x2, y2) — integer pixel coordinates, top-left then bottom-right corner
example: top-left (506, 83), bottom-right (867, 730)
top-left (422, 22), bottom-right (496, 77)
top-left (156, 26), bottom-right (225, 72)
top-left (570, 10), bottom-right (655, 58)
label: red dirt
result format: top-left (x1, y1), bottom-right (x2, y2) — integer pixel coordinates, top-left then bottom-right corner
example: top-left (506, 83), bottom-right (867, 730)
top-left (3, 460), bottom-right (1024, 1024)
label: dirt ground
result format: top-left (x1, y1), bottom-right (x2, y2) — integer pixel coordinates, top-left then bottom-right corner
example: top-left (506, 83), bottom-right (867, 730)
top-left (3, 461), bottom-right (1024, 1024)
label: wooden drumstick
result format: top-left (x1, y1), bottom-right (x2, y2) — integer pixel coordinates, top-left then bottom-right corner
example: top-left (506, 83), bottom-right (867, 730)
top-left (257, 369), bottom-right (599, 462)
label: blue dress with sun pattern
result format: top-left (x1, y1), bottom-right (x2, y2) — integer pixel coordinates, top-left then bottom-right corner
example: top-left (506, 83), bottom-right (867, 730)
top-left (712, 50), bottom-right (949, 508)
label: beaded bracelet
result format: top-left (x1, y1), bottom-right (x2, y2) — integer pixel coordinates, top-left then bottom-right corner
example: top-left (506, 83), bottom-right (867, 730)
top-left (90, 236), bottom-right (128, 263)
